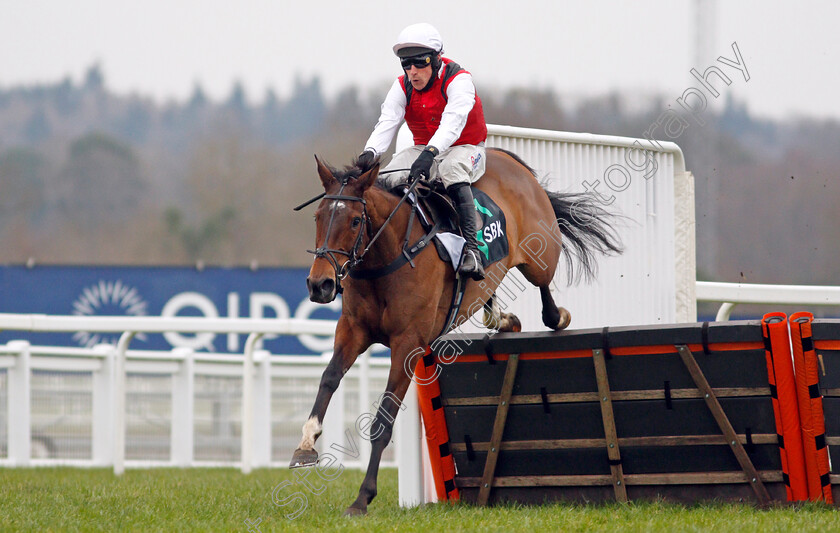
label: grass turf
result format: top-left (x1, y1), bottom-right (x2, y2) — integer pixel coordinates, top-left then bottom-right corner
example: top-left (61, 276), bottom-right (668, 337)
top-left (1, 467), bottom-right (836, 532)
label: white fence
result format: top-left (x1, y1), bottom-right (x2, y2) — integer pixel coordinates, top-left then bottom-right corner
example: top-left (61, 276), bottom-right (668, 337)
top-left (0, 317), bottom-right (404, 470)
top-left (397, 124), bottom-right (697, 331)
top-left (485, 125), bottom-right (697, 328)
top-left (696, 281), bottom-right (840, 320)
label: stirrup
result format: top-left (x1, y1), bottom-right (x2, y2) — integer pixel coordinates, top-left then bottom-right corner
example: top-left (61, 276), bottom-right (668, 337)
top-left (458, 249), bottom-right (485, 280)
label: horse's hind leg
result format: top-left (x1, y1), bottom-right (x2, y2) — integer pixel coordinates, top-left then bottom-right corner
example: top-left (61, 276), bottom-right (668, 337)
top-left (539, 285), bottom-right (571, 331)
top-left (515, 241), bottom-right (570, 330)
top-left (482, 293), bottom-right (522, 332)
top-left (345, 341), bottom-right (416, 516)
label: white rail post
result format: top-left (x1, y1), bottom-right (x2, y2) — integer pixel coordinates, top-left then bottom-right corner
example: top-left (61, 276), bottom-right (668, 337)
top-left (114, 331), bottom-right (136, 475)
top-left (252, 349), bottom-right (272, 468)
top-left (716, 302), bottom-right (737, 321)
top-left (397, 379), bottom-right (425, 507)
top-left (8, 341), bottom-right (31, 466)
top-left (92, 344), bottom-right (115, 466)
top-left (171, 347), bottom-right (195, 466)
top-left (421, 425), bottom-right (438, 503)
top-left (241, 332), bottom-right (264, 474)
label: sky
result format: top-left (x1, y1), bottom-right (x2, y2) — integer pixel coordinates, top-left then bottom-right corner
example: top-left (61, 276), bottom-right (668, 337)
top-left (2, 0), bottom-right (839, 121)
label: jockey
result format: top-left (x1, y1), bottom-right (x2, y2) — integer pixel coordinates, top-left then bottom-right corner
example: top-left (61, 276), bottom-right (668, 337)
top-left (358, 22), bottom-right (487, 281)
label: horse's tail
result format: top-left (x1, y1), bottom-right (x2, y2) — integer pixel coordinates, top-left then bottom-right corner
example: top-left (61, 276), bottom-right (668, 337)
top-left (544, 190), bottom-right (623, 284)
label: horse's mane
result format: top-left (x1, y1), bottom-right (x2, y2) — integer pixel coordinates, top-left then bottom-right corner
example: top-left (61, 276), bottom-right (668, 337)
top-left (329, 155), bottom-right (401, 196)
top-left (324, 155), bottom-right (392, 193)
top-left (326, 161), bottom-right (364, 184)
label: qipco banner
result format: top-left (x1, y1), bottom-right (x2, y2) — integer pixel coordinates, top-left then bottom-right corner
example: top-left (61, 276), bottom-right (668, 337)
top-left (0, 265), bottom-right (344, 355)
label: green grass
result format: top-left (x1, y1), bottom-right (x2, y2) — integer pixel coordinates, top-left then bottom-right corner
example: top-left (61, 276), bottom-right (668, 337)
top-left (1, 467), bottom-right (836, 532)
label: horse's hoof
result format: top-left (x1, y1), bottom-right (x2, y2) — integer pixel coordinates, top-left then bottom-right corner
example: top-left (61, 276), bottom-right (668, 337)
top-left (343, 505), bottom-right (367, 517)
top-left (507, 314), bottom-right (522, 333)
top-left (483, 312), bottom-right (499, 330)
top-left (289, 448), bottom-right (318, 468)
top-left (556, 307), bottom-right (571, 331)
top-left (496, 313), bottom-right (521, 333)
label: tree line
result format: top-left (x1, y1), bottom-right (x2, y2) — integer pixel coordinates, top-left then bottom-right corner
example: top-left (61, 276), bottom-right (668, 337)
top-left (1, 64), bottom-right (839, 287)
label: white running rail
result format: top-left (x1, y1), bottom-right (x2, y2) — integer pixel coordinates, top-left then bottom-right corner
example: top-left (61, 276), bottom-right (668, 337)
top-left (0, 315), bottom-right (370, 473)
top-left (696, 281), bottom-right (840, 320)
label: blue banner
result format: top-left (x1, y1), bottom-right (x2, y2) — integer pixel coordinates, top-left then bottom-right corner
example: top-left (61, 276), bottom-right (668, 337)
top-left (0, 265), bottom-right (345, 355)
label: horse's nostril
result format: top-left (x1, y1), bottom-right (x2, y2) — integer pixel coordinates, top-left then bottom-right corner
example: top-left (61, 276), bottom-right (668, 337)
top-left (307, 276), bottom-right (337, 303)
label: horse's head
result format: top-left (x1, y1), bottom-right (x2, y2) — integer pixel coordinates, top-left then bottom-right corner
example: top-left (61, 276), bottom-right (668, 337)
top-left (306, 155), bottom-right (380, 303)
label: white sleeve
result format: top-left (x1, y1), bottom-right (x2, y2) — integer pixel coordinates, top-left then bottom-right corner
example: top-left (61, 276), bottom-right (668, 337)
top-left (427, 73), bottom-right (476, 152)
top-left (363, 79), bottom-right (406, 156)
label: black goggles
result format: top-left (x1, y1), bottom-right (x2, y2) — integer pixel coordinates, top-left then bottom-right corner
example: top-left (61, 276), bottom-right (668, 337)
top-left (400, 53), bottom-right (434, 70)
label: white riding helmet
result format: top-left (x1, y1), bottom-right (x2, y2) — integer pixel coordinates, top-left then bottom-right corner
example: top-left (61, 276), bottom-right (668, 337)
top-left (393, 23), bottom-right (444, 57)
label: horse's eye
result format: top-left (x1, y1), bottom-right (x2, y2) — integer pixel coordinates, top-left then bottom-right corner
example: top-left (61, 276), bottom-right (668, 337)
top-left (352, 217), bottom-right (362, 228)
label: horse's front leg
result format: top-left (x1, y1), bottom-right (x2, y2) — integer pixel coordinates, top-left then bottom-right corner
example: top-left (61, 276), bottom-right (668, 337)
top-left (344, 336), bottom-right (419, 516)
top-left (290, 316), bottom-right (370, 468)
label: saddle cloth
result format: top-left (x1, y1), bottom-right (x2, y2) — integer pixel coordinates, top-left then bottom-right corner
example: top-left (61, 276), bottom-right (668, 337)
top-left (408, 186), bottom-right (509, 269)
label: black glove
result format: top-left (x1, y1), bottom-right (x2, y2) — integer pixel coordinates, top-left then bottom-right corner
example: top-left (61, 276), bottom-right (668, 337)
top-left (357, 150), bottom-right (376, 170)
top-left (409, 146), bottom-right (439, 182)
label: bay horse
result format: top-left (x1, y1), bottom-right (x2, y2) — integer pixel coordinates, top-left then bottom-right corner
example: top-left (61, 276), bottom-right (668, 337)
top-left (292, 148), bottom-right (621, 515)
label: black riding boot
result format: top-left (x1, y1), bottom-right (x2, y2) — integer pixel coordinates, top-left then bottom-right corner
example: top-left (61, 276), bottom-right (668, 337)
top-left (448, 183), bottom-right (486, 281)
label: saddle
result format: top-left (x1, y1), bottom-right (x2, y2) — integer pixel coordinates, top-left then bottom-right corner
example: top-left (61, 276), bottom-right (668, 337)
top-left (389, 180), bottom-right (461, 264)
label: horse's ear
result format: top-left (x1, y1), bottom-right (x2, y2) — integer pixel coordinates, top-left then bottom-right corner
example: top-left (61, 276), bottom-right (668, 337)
top-left (357, 161), bottom-right (380, 191)
top-left (315, 155), bottom-right (335, 190)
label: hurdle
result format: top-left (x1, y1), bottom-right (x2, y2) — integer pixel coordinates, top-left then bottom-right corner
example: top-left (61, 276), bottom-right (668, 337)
top-left (415, 316), bottom-right (839, 506)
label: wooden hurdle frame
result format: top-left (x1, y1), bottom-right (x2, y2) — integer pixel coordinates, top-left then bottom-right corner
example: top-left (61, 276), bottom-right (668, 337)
top-left (417, 318), bottom-right (840, 506)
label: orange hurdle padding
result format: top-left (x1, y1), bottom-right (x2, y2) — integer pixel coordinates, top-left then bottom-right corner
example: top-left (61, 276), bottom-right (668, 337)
top-left (415, 346), bottom-right (459, 502)
top-left (762, 312), bottom-right (809, 501)
top-left (789, 312), bottom-right (833, 503)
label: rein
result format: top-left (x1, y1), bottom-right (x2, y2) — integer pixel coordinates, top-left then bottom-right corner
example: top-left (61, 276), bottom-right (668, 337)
top-left (358, 171), bottom-right (423, 259)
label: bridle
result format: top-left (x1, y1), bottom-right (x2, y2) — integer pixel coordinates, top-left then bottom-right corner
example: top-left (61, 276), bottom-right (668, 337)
top-left (305, 178), bottom-right (370, 291)
top-left (296, 168), bottom-right (423, 294)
